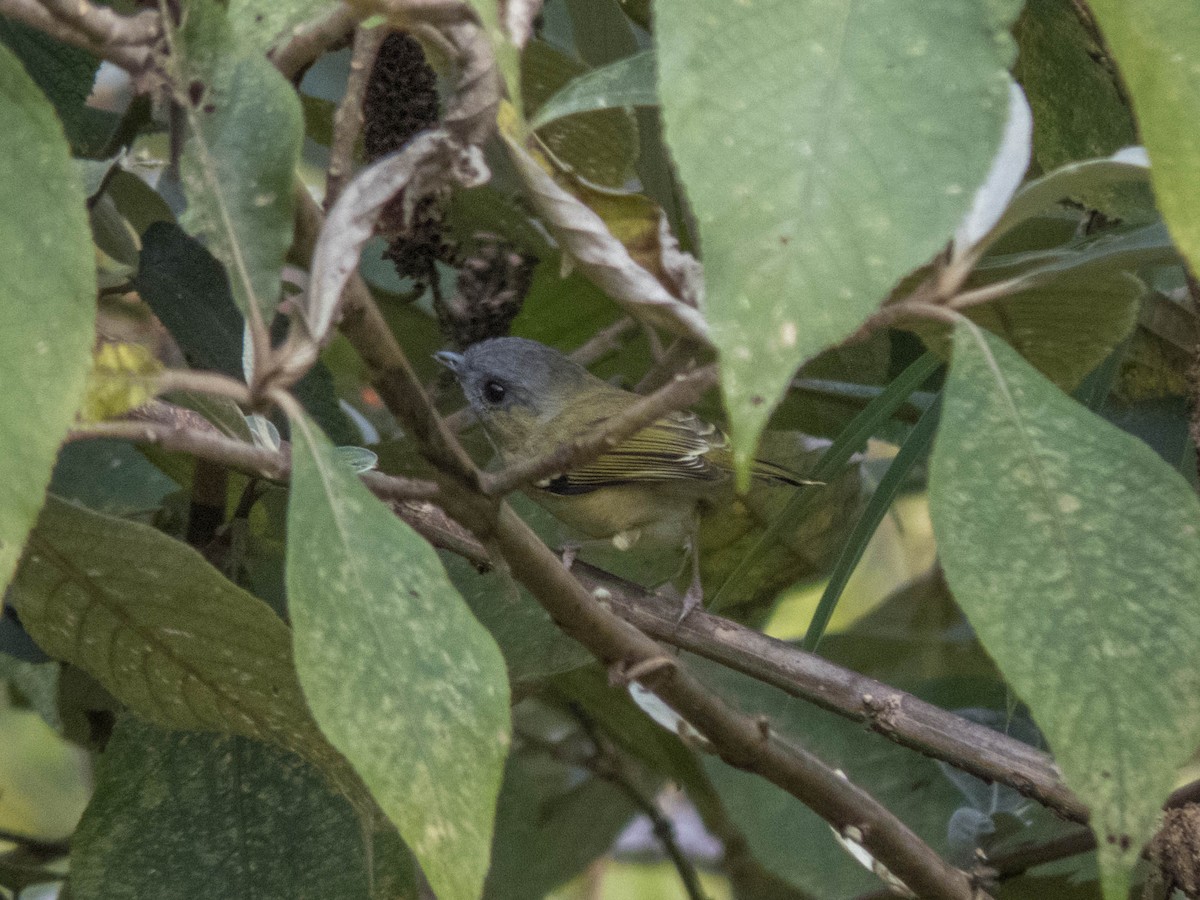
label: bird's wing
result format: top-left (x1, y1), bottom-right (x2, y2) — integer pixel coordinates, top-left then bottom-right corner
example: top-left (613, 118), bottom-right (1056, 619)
top-left (536, 411), bottom-right (727, 495)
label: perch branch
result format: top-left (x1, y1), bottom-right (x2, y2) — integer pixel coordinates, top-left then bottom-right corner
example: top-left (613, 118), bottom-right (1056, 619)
top-left (479, 363), bottom-right (719, 497)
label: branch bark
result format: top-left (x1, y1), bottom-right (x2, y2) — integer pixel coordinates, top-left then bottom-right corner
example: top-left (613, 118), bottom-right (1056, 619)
top-left (67, 410), bottom-right (438, 504)
top-left (479, 363), bottom-right (719, 497)
top-left (270, 4), bottom-right (359, 81)
top-left (0, 0), bottom-right (160, 72)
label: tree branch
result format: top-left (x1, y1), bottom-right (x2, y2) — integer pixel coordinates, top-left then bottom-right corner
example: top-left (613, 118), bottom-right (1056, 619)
top-left (66, 411), bottom-right (438, 503)
top-left (573, 561), bottom-right (1088, 824)
top-left (0, 0), bottom-right (160, 72)
top-left (269, 4), bottom-right (359, 81)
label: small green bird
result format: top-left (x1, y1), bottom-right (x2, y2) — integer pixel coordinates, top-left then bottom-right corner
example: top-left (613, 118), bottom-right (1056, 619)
top-left (436, 336), bottom-right (815, 616)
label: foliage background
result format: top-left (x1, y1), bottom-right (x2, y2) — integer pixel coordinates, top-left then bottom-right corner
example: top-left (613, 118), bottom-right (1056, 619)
top-left (1, 0), bottom-right (1199, 898)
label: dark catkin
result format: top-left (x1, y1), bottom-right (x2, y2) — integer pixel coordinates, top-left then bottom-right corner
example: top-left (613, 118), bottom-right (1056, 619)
top-left (436, 237), bottom-right (538, 348)
top-left (362, 32), bottom-right (439, 161)
top-left (362, 32), bottom-right (537, 343)
top-left (362, 32), bottom-right (448, 282)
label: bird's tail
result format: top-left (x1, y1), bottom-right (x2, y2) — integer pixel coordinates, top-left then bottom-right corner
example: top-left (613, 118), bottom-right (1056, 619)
top-left (750, 458), bottom-right (823, 488)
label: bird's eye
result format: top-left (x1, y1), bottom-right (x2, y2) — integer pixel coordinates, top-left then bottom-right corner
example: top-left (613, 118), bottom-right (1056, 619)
top-left (482, 380), bottom-right (506, 404)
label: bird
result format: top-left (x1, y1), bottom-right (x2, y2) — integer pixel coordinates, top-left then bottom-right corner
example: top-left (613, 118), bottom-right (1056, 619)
top-left (436, 336), bottom-right (816, 618)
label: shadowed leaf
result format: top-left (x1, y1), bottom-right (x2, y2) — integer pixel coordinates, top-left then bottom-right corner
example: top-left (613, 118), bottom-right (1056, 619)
top-left (0, 42), bottom-right (96, 603)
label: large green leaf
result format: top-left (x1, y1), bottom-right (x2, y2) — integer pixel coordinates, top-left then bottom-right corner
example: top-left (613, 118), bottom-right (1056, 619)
top-left (228, 0), bottom-right (336, 56)
top-left (72, 717), bottom-right (416, 900)
top-left (929, 326), bottom-right (1200, 897)
top-left (286, 412), bottom-right (511, 900)
top-left (655, 0), bottom-right (1021, 477)
top-left (167, 0), bottom-right (303, 333)
top-left (9, 496), bottom-right (362, 800)
top-left (1087, 0), bottom-right (1200, 276)
top-left (0, 43), bottom-right (96, 604)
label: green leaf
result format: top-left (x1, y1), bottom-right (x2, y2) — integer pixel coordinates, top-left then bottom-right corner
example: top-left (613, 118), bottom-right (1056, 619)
top-left (655, 0), bottom-right (1021, 477)
top-left (530, 49), bottom-right (657, 130)
top-left (228, 0), bottom-right (337, 56)
top-left (0, 19), bottom-right (120, 157)
top-left (50, 439), bottom-right (179, 516)
top-left (10, 496), bottom-right (363, 802)
top-left (484, 750), bottom-right (638, 899)
top-left (908, 270), bottom-right (1144, 391)
top-left (0, 42), bottom-right (96, 603)
top-left (441, 551), bottom-right (589, 686)
top-left (523, 40), bottom-right (641, 187)
top-left (286, 411), bottom-right (511, 900)
top-left (72, 717), bottom-right (416, 900)
top-left (975, 153), bottom-right (1152, 259)
top-left (803, 400), bottom-right (940, 651)
top-left (1013, 0), bottom-right (1141, 215)
top-left (168, 0), bottom-right (303, 332)
top-left (929, 326), bottom-right (1200, 897)
top-left (1086, 0), bottom-right (1200, 276)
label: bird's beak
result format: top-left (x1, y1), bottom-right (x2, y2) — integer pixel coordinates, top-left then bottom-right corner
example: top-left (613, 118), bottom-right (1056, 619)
top-left (434, 350), bottom-right (464, 374)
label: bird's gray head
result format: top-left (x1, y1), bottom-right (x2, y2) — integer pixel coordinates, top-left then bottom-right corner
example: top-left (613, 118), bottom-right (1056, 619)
top-left (435, 337), bottom-right (593, 448)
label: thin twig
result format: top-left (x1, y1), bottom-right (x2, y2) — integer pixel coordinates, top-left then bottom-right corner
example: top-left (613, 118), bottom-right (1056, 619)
top-left (41, 0), bottom-right (161, 45)
top-left (573, 317), bottom-right (638, 367)
top-left (947, 275), bottom-right (1031, 311)
top-left (270, 4), bottom-right (359, 80)
top-left (325, 24), bottom-right (388, 210)
top-left (156, 369), bottom-right (255, 406)
top-left (479, 364), bottom-right (719, 498)
top-left (0, 0), bottom-right (159, 71)
top-left (515, 726), bottom-right (709, 900)
top-left (67, 415), bottom-right (438, 502)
